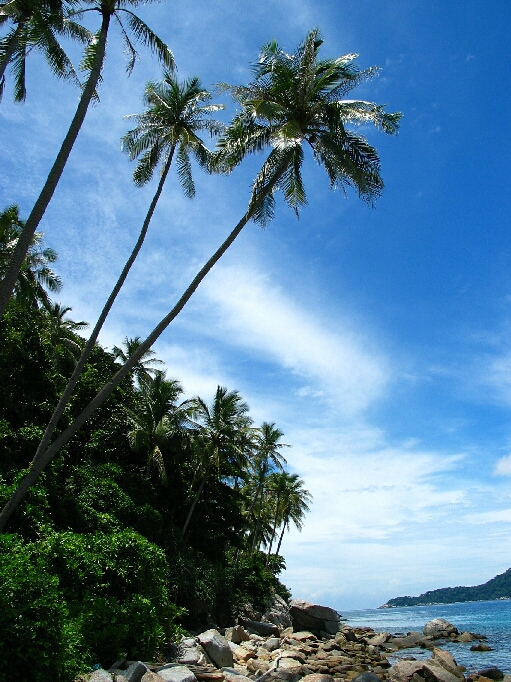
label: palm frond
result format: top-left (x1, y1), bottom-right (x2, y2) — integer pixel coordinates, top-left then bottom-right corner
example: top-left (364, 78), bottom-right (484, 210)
top-left (176, 144), bottom-right (195, 198)
top-left (121, 9), bottom-right (174, 71)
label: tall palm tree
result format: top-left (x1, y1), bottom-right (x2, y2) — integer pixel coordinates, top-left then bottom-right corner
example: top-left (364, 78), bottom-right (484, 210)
top-left (273, 473), bottom-right (312, 559)
top-left (249, 422), bottom-right (288, 552)
top-left (182, 386), bottom-right (253, 538)
top-left (264, 471), bottom-right (311, 565)
top-left (0, 28), bottom-right (401, 533)
top-left (113, 336), bottom-right (164, 387)
top-left (0, 204), bottom-right (62, 308)
top-left (0, 0), bottom-right (90, 102)
top-left (126, 371), bottom-right (184, 485)
top-left (26, 72), bottom-right (222, 506)
top-left (0, 0), bottom-right (174, 317)
top-left (41, 302), bottom-right (88, 372)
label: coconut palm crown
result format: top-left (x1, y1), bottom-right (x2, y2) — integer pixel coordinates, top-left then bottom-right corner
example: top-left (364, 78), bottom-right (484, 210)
top-left (217, 28), bottom-right (402, 224)
top-left (122, 72), bottom-right (224, 196)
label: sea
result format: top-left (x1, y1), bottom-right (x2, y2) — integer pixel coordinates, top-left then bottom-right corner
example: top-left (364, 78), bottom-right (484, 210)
top-left (342, 601), bottom-right (511, 675)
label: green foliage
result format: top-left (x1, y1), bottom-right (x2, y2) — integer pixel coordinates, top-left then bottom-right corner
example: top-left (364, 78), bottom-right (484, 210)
top-left (230, 551), bottom-right (290, 616)
top-left (0, 533), bottom-right (89, 682)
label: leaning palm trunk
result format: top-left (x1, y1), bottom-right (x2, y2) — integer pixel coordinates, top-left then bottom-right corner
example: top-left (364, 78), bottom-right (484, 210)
top-left (266, 492), bottom-right (281, 566)
top-left (0, 13), bottom-right (110, 317)
top-left (0, 155), bottom-right (291, 532)
top-left (30, 146), bottom-right (176, 471)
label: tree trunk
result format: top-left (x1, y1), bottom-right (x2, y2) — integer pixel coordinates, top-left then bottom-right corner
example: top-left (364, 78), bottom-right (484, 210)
top-left (0, 151), bottom-right (292, 533)
top-left (181, 462), bottom-right (211, 538)
top-left (266, 492), bottom-right (280, 566)
top-left (0, 12), bottom-right (110, 317)
top-left (30, 146), bottom-right (176, 470)
top-left (275, 521), bottom-right (286, 557)
top-left (0, 21), bottom-right (25, 88)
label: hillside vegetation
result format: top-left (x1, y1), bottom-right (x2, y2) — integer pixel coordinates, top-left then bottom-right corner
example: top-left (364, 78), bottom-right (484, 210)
top-left (380, 568), bottom-right (511, 607)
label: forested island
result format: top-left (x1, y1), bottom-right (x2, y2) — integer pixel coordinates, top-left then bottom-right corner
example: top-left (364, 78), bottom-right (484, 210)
top-left (380, 567), bottom-right (511, 607)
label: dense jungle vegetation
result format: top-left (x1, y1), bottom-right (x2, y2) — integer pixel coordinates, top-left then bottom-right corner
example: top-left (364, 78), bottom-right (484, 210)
top-left (0, 245), bottom-right (308, 677)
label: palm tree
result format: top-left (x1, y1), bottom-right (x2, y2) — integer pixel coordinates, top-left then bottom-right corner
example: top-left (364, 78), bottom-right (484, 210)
top-left (273, 473), bottom-right (312, 560)
top-left (0, 0), bottom-right (174, 317)
top-left (0, 0), bottom-right (90, 102)
top-left (249, 422), bottom-right (288, 552)
top-left (25, 72), bottom-right (222, 508)
top-left (0, 28), bottom-right (401, 533)
top-left (182, 386), bottom-right (253, 538)
top-left (264, 471), bottom-right (311, 565)
top-left (41, 302), bottom-right (88, 372)
top-left (126, 371), bottom-right (184, 485)
top-left (113, 336), bottom-right (164, 387)
top-left (0, 204), bottom-right (62, 308)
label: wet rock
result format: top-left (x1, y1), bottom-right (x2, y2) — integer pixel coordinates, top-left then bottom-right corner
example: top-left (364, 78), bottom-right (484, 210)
top-left (470, 644), bottom-right (493, 652)
top-left (457, 632), bottom-right (475, 643)
top-left (391, 632), bottom-right (432, 649)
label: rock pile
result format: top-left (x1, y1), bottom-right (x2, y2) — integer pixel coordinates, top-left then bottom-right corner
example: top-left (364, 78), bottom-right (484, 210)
top-left (84, 613), bottom-right (502, 682)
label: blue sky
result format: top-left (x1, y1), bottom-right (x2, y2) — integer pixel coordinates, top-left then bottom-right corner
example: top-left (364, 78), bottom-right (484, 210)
top-left (2, 0), bottom-right (511, 610)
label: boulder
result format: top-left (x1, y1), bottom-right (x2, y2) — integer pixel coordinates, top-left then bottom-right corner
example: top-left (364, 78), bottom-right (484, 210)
top-left (156, 666), bottom-right (197, 682)
top-left (457, 632), bottom-right (475, 643)
top-left (263, 637), bottom-right (282, 651)
top-left (178, 647), bottom-right (207, 666)
top-left (423, 662), bottom-right (463, 682)
top-left (229, 625), bottom-right (251, 644)
top-left (432, 648), bottom-right (464, 679)
top-left (123, 662), bottom-right (150, 682)
top-left (389, 660), bottom-right (426, 682)
top-left (391, 632), bottom-right (432, 649)
top-left (365, 633), bottom-right (391, 646)
top-left (198, 630), bottom-right (234, 668)
top-left (238, 618), bottom-right (280, 637)
top-left (142, 674), bottom-right (166, 682)
top-left (470, 644), bottom-right (493, 652)
top-left (423, 620), bottom-right (459, 639)
top-left (89, 671), bottom-right (113, 682)
top-left (289, 599), bottom-right (341, 636)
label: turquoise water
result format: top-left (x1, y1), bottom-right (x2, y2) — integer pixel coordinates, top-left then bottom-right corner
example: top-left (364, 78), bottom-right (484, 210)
top-left (342, 601), bottom-right (511, 674)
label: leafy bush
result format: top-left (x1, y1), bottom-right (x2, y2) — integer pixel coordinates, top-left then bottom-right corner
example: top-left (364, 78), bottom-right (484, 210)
top-left (0, 534), bottom-right (88, 682)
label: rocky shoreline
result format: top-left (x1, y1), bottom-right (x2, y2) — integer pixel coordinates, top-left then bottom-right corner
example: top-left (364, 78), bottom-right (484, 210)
top-left (84, 600), bottom-right (509, 682)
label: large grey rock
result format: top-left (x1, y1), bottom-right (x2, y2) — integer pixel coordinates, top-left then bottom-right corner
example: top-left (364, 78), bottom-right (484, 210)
top-left (123, 662), bottom-right (149, 682)
top-left (263, 637), bottom-right (282, 651)
top-left (423, 619), bottom-right (458, 638)
top-left (288, 599), bottom-right (341, 635)
top-left (156, 665), bottom-right (197, 682)
top-left (198, 629), bottom-right (234, 668)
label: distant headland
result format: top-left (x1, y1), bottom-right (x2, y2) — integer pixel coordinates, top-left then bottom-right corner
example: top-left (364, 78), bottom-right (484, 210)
top-left (379, 567), bottom-right (511, 608)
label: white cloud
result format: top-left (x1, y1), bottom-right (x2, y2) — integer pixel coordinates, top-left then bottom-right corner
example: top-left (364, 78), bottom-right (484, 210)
top-left (494, 454), bottom-right (511, 476)
top-left (200, 264), bottom-right (390, 416)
